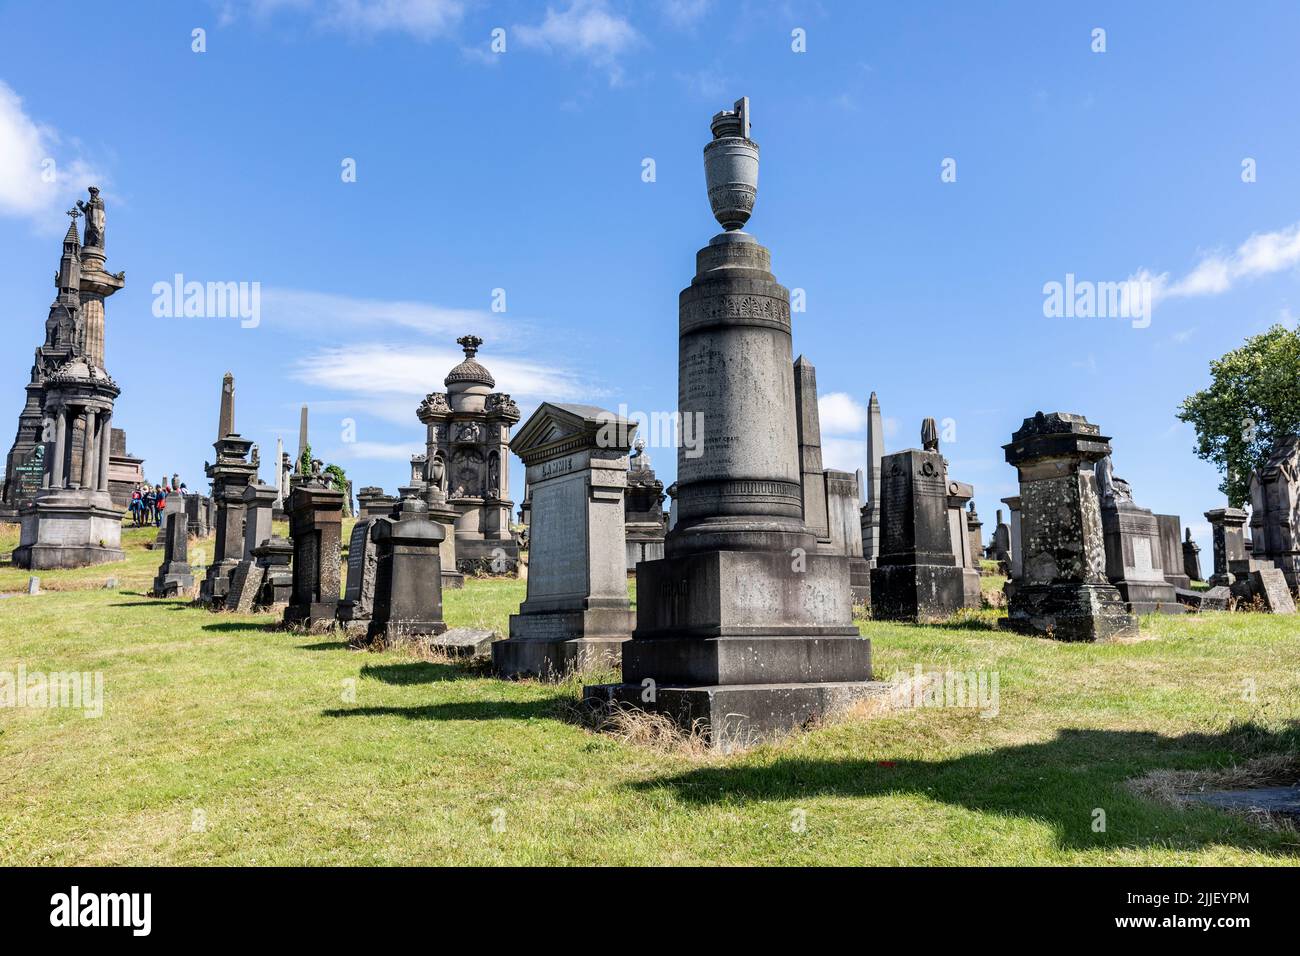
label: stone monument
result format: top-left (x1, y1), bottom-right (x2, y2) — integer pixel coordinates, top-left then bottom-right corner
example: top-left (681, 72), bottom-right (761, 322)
top-left (1096, 455), bottom-right (1183, 614)
top-left (826, 468), bottom-right (872, 607)
top-left (859, 391), bottom-right (884, 568)
top-left (870, 420), bottom-right (967, 621)
top-left (12, 195), bottom-right (129, 568)
top-left (947, 479), bottom-right (982, 608)
top-left (1001, 412), bottom-right (1137, 641)
top-left (1205, 507), bottom-right (1248, 586)
top-left (1182, 528), bottom-right (1203, 583)
top-left (585, 99), bottom-right (880, 746)
top-left (1155, 514), bottom-right (1192, 590)
top-left (284, 460), bottom-right (344, 629)
top-left (493, 403), bottom-right (636, 678)
top-left (624, 438), bottom-right (666, 570)
top-left (152, 505), bottom-right (194, 597)
top-left (226, 481), bottom-right (278, 613)
top-left (1248, 434), bottom-right (1300, 591)
top-left (417, 337), bottom-right (521, 573)
top-left (793, 356), bottom-right (831, 548)
top-left (199, 373), bottom-right (257, 607)
top-left (367, 497), bottom-right (448, 645)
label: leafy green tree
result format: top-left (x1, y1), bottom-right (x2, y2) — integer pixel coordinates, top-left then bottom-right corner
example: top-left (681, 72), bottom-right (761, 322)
top-left (1177, 324), bottom-right (1300, 506)
top-left (298, 443), bottom-right (312, 475)
top-left (323, 463), bottom-right (347, 494)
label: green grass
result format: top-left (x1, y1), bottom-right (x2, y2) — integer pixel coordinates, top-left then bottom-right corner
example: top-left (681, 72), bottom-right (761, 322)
top-left (1, 527), bottom-right (1299, 864)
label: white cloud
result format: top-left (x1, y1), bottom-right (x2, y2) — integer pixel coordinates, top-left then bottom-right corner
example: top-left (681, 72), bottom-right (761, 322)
top-left (818, 392), bottom-right (867, 436)
top-left (514, 1), bottom-right (640, 80)
top-left (0, 80), bottom-right (105, 228)
top-left (260, 287), bottom-right (502, 338)
top-left (662, 0), bottom-right (711, 27)
top-left (226, 0), bottom-right (465, 40)
top-left (821, 436), bottom-right (866, 474)
top-left (1138, 222), bottom-right (1300, 308)
top-left (291, 343), bottom-right (592, 405)
top-left (334, 440), bottom-right (424, 461)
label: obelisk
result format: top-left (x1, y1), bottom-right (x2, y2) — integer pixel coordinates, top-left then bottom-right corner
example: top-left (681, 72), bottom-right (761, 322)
top-left (296, 405), bottom-right (309, 470)
top-left (861, 391), bottom-right (884, 567)
top-left (585, 97), bottom-right (880, 749)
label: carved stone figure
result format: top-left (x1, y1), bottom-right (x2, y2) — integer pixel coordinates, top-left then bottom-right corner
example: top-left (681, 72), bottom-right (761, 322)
top-left (921, 417), bottom-right (939, 452)
top-left (77, 186), bottom-right (106, 249)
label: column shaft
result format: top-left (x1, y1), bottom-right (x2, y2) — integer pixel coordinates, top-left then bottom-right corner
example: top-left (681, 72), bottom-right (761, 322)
top-left (80, 410), bottom-right (97, 489)
top-left (51, 409), bottom-right (68, 488)
top-left (98, 414), bottom-right (112, 491)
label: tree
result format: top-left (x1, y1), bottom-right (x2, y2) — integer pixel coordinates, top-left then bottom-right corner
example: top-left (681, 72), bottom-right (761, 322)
top-left (298, 443), bottom-right (312, 476)
top-left (1177, 324), bottom-right (1300, 507)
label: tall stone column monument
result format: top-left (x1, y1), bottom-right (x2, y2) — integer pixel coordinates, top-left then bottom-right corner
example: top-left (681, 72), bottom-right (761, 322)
top-left (586, 98), bottom-right (880, 748)
top-left (15, 193), bottom-right (128, 569)
top-left (200, 373), bottom-right (257, 607)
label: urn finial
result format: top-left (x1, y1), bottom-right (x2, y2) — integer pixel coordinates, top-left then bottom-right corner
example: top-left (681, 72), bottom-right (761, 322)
top-left (703, 96), bottom-right (759, 232)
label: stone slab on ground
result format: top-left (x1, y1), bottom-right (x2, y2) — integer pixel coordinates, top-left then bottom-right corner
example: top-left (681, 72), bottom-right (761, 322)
top-left (1174, 586), bottom-right (1230, 611)
top-left (1251, 568), bottom-right (1297, 613)
top-left (1184, 785), bottom-right (1300, 819)
top-left (424, 627), bottom-right (499, 660)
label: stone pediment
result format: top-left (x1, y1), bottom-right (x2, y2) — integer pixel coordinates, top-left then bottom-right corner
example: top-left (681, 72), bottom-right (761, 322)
top-left (512, 402), bottom-right (636, 466)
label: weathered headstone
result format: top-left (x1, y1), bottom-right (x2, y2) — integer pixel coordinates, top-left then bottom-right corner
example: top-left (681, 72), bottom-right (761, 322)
top-left (1182, 528), bottom-right (1203, 583)
top-left (1001, 412), bottom-right (1137, 642)
top-left (986, 509), bottom-right (1011, 571)
top-left (152, 506), bottom-right (193, 597)
top-left (368, 497), bottom-right (447, 644)
top-left (586, 99), bottom-right (879, 747)
top-left (1096, 457), bottom-right (1184, 615)
top-left (793, 356), bottom-right (831, 546)
top-left (966, 502), bottom-right (984, 573)
top-left (1248, 567), bottom-right (1297, 614)
top-left (1155, 514), bottom-right (1192, 590)
top-left (227, 482), bottom-right (277, 613)
top-left (1205, 507), bottom-right (1248, 586)
top-left (1175, 585), bottom-right (1229, 612)
top-left (870, 422), bottom-right (966, 622)
top-left (826, 469), bottom-right (871, 608)
top-left (429, 627), bottom-right (499, 660)
top-left (1248, 434), bottom-right (1300, 591)
top-left (199, 373), bottom-right (256, 607)
top-left (494, 404), bottom-right (636, 678)
top-left (946, 479), bottom-right (982, 609)
top-left (337, 516), bottom-right (382, 636)
top-left (283, 467), bottom-right (344, 630)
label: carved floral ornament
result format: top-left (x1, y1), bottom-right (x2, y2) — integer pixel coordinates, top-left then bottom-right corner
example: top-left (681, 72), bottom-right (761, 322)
top-left (418, 391), bottom-right (451, 416)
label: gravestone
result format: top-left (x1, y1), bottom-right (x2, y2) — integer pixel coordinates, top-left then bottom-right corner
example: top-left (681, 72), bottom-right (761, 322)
top-left (1205, 507), bottom-right (1248, 586)
top-left (200, 373), bottom-right (257, 607)
top-left (584, 98), bottom-right (877, 747)
top-left (826, 469), bottom-right (871, 608)
top-left (965, 502), bottom-right (983, 573)
top-left (152, 507), bottom-right (193, 597)
top-left (356, 486), bottom-right (397, 518)
top-left (1096, 458), bottom-right (1184, 615)
top-left (1001, 412), bottom-right (1137, 642)
top-left (986, 510), bottom-right (1011, 571)
top-left (283, 467), bottom-right (344, 630)
top-left (946, 479), bottom-right (982, 609)
top-left (337, 516), bottom-right (382, 636)
top-left (227, 482), bottom-right (277, 613)
top-left (367, 497), bottom-right (447, 644)
top-left (1248, 434), bottom-right (1300, 591)
top-left (1001, 497), bottom-right (1022, 579)
top-left (429, 628), bottom-right (498, 660)
top-left (792, 356), bottom-right (831, 546)
top-left (493, 404), bottom-right (636, 678)
top-left (1182, 528), bottom-right (1203, 582)
top-left (184, 493), bottom-right (211, 538)
top-left (624, 438), bottom-right (666, 570)
top-left (870, 421), bottom-right (966, 622)
top-left (1155, 514), bottom-right (1192, 590)
top-left (1249, 567), bottom-right (1297, 613)
top-left (1175, 585), bottom-right (1230, 612)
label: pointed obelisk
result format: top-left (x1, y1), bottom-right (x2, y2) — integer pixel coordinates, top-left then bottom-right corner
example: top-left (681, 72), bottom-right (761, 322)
top-left (793, 355), bottom-right (830, 546)
top-left (860, 391), bottom-right (884, 567)
top-left (585, 97), bottom-right (880, 748)
top-left (218, 372), bottom-right (235, 439)
top-left (296, 405), bottom-right (309, 471)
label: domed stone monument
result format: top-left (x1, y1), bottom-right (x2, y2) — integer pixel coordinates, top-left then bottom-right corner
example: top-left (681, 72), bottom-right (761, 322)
top-left (417, 336), bottom-right (521, 573)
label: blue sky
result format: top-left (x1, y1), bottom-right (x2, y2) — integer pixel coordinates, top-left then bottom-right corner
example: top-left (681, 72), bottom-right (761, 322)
top-left (2, 0), bottom-right (1298, 559)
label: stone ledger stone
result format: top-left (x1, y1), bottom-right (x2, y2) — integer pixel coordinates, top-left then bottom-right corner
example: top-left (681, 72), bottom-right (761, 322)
top-left (495, 403), bottom-right (637, 679)
top-left (1000, 412), bottom-right (1137, 642)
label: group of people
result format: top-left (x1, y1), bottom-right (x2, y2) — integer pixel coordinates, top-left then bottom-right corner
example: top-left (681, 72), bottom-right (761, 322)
top-left (129, 480), bottom-right (188, 527)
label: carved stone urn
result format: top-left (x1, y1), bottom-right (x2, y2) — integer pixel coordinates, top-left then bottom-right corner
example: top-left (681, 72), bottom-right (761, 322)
top-left (703, 96), bottom-right (758, 231)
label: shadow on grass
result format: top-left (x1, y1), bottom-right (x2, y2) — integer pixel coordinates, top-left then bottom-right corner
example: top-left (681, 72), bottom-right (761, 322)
top-left (629, 721), bottom-right (1300, 855)
top-left (109, 600), bottom-right (190, 609)
top-left (299, 638), bottom-right (352, 651)
top-left (359, 661), bottom-right (472, 685)
top-left (323, 697), bottom-right (566, 721)
top-left (201, 621), bottom-right (276, 633)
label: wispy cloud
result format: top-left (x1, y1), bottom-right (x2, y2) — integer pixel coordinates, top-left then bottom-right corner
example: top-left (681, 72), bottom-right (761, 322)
top-left (514, 1), bottom-right (641, 83)
top-left (259, 287), bottom-right (503, 339)
top-left (0, 80), bottom-right (106, 230)
top-left (223, 0), bottom-right (466, 40)
top-left (1136, 222), bottom-right (1300, 308)
top-left (333, 439), bottom-right (424, 461)
top-left (662, 0), bottom-right (711, 28)
top-left (818, 392), bottom-right (868, 436)
top-left (291, 343), bottom-right (592, 405)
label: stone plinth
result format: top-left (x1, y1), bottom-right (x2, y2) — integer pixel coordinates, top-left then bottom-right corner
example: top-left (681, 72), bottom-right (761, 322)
top-left (368, 498), bottom-right (447, 644)
top-left (283, 478), bottom-right (344, 630)
top-left (870, 448), bottom-right (966, 622)
top-left (17, 488), bottom-right (124, 569)
top-left (1001, 412), bottom-right (1137, 642)
top-left (1204, 507), bottom-right (1248, 587)
top-left (495, 404), bottom-right (636, 679)
top-left (200, 427), bottom-right (257, 607)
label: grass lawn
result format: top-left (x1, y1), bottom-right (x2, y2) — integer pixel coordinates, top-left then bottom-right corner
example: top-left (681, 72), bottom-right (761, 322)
top-left (1, 524), bottom-right (1298, 865)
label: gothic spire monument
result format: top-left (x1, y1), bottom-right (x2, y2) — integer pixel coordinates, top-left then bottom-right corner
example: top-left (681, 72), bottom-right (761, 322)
top-left (586, 99), bottom-right (884, 748)
top-left (13, 188), bottom-right (130, 568)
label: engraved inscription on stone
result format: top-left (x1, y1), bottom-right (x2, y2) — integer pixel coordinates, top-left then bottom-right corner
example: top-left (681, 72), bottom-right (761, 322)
top-left (530, 472), bottom-right (587, 598)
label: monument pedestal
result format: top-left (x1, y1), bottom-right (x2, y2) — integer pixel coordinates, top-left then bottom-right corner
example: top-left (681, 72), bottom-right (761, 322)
top-left (283, 480), bottom-right (343, 631)
top-left (15, 488), bottom-right (124, 569)
top-left (1004, 581), bottom-right (1139, 642)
